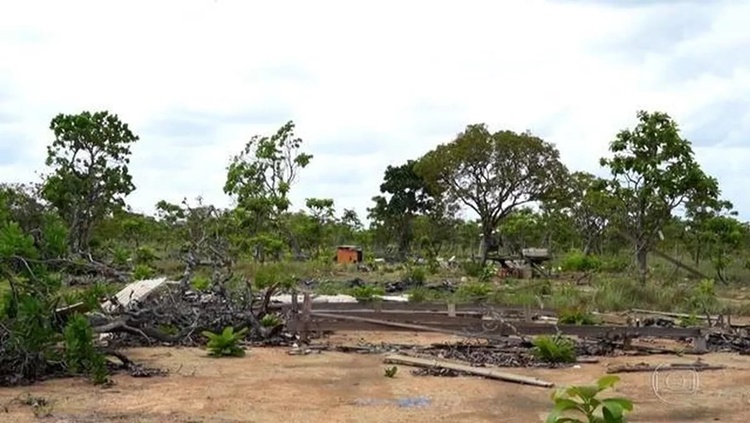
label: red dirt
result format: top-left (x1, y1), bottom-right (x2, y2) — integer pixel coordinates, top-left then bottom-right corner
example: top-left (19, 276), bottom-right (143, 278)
top-left (1, 331), bottom-right (749, 422)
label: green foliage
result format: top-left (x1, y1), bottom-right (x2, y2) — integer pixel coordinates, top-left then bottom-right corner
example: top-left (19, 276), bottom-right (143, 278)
top-left (202, 326), bottom-right (248, 357)
top-left (63, 314), bottom-right (108, 384)
top-left (253, 263), bottom-right (296, 290)
top-left (546, 375), bottom-right (634, 423)
top-left (384, 366), bottom-right (398, 378)
top-left (41, 110), bottom-right (138, 252)
top-left (560, 250), bottom-right (602, 272)
top-left (558, 307), bottom-right (598, 325)
top-left (191, 274), bottom-right (211, 291)
top-left (532, 335), bottom-right (577, 363)
top-left (403, 265), bottom-right (427, 285)
top-left (350, 285), bottom-right (385, 302)
top-left (134, 246), bottom-right (158, 265)
top-left (260, 313), bottom-right (282, 328)
top-left (415, 124), bottom-right (567, 260)
top-left (456, 282), bottom-right (493, 302)
top-left (599, 110), bottom-right (722, 282)
top-left (132, 264), bottom-right (156, 280)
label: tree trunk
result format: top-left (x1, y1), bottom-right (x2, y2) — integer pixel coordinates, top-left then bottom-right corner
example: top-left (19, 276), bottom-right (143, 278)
top-left (636, 244), bottom-right (648, 285)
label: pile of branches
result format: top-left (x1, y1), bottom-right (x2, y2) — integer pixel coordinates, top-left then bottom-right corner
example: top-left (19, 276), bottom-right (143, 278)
top-left (93, 283), bottom-right (295, 348)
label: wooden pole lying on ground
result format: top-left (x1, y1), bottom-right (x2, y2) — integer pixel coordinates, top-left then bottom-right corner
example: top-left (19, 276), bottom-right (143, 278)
top-left (606, 362), bottom-right (726, 374)
top-left (383, 353), bottom-right (555, 388)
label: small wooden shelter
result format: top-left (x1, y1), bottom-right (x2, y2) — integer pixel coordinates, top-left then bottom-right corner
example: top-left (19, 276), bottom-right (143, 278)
top-left (336, 245), bottom-right (363, 264)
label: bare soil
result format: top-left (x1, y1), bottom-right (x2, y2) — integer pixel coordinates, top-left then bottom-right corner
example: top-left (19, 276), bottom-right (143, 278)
top-left (2, 331), bottom-right (750, 422)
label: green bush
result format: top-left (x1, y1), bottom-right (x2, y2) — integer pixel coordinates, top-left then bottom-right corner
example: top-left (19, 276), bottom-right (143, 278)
top-left (461, 260), bottom-right (484, 277)
top-left (403, 266), bottom-right (426, 285)
top-left (558, 307), bottom-right (598, 325)
top-left (190, 274), bottom-right (211, 291)
top-left (560, 250), bottom-right (602, 272)
top-left (532, 335), bottom-right (577, 363)
top-left (132, 264), bottom-right (156, 280)
top-left (350, 285), bottom-right (385, 301)
top-left (63, 314), bottom-right (108, 384)
top-left (202, 326), bottom-right (248, 357)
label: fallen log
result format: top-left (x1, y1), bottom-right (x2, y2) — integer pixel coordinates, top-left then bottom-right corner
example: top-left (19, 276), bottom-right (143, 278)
top-left (383, 353), bottom-right (554, 387)
top-left (606, 362), bottom-right (726, 374)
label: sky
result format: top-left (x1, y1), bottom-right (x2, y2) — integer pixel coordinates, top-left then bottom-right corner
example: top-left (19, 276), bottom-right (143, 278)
top-left (1, 0), bottom-right (749, 222)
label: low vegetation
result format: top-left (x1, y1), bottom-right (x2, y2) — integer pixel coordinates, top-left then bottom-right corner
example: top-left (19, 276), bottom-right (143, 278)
top-left (546, 375), bottom-right (634, 423)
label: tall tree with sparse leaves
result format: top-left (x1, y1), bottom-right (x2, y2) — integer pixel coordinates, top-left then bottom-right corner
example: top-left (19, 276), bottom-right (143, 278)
top-left (599, 110), bottom-right (721, 284)
top-left (224, 121), bottom-right (312, 261)
top-left (41, 111), bottom-right (137, 253)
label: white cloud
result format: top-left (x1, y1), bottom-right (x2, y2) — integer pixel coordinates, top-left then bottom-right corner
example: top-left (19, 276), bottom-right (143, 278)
top-left (1, 0), bottom-right (749, 220)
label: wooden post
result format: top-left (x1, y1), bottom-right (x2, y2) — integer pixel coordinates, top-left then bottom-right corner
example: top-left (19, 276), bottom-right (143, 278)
top-left (447, 303), bottom-right (456, 318)
top-left (301, 292), bottom-right (312, 344)
top-left (291, 290), bottom-right (299, 313)
top-left (693, 333), bottom-right (708, 353)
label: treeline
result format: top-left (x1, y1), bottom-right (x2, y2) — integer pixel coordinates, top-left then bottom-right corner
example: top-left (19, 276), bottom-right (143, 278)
top-left (1, 110), bottom-right (746, 286)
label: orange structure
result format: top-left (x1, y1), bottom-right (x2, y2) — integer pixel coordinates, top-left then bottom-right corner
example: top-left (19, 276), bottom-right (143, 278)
top-left (336, 245), bottom-right (363, 264)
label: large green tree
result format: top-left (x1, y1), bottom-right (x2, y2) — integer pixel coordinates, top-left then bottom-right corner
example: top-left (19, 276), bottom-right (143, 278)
top-left (41, 111), bottom-right (138, 253)
top-left (368, 160), bottom-right (435, 259)
top-left (599, 110), bottom-right (721, 283)
top-left (415, 124), bottom-right (567, 262)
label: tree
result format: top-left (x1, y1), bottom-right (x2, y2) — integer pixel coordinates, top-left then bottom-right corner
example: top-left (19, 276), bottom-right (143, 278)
top-left (367, 160), bottom-right (435, 259)
top-left (599, 111), bottom-right (721, 283)
top-left (684, 200), bottom-right (743, 283)
top-left (41, 111), bottom-right (138, 253)
top-left (305, 198), bottom-right (335, 257)
top-left (554, 172), bottom-right (617, 255)
top-left (415, 124), bottom-right (567, 262)
top-left (224, 121), bottom-right (312, 262)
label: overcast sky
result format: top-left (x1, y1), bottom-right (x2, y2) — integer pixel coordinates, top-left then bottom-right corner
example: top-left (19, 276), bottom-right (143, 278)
top-left (1, 0), bottom-right (749, 221)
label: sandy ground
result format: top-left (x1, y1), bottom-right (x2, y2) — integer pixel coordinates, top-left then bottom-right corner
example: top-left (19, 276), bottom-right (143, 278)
top-left (2, 331), bottom-right (750, 423)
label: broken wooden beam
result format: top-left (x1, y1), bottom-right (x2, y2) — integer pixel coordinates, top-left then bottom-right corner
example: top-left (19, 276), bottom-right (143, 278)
top-left (383, 353), bottom-right (554, 387)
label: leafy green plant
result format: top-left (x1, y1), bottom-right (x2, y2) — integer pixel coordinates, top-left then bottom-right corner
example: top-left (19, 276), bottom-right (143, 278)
top-left (202, 326), bottom-right (248, 357)
top-left (384, 366), bottom-right (398, 378)
top-left (63, 314), bottom-right (109, 384)
top-left (190, 274), bottom-right (211, 291)
top-left (350, 285), bottom-right (385, 302)
top-left (260, 313), bottom-right (281, 328)
top-left (546, 375), bottom-right (633, 423)
top-left (558, 307), bottom-right (598, 325)
top-left (132, 264), bottom-right (155, 280)
top-left (532, 335), bottom-right (577, 363)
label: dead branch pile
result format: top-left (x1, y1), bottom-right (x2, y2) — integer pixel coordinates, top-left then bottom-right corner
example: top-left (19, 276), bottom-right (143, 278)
top-left (95, 284), bottom-right (297, 348)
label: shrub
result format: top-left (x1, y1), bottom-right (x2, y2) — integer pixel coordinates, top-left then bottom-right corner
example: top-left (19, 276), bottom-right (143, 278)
top-left (532, 335), bottom-right (577, 363)
top-left (456, 282), bottom-right (493, 302)
top-left (190, 274), bottom-right (211, 291)
top-left (560, 250), bottom-right (602, 272)
top-left (202, 326), bottom-right (248, 357)
top-left (546, 375), bottom-right (633, 423)
top-left (63, 314), bottom-right (108, 384)
top-left (403, 266), bottom-right (426, 285)
top-left (350, 285), bottom-right (385, 302)
top-left (558, 307), bottom-right (598, 325)
top-left (132, 264), bottom-right (155, 280)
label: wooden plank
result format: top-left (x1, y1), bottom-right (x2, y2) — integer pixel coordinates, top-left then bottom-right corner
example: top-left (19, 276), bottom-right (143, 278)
top-left (383, 354), bottom-right (554, 387)
top-left (607, 362), bottom-right (726, 374)
top-left (305, 314), bottom-right (702, 339)
top-left (271, 302), bottom-right (557, 315)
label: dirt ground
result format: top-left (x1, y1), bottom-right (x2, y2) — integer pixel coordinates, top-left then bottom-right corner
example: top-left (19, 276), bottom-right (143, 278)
top-left (2, 331), bottom-right (750, 423)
